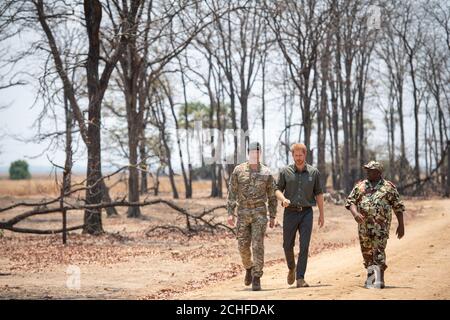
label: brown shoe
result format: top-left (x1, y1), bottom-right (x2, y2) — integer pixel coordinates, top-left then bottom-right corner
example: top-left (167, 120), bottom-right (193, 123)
top-left (287, 268), bottom-right (295, 285)
top-left (296, 278), bottom-right (309, 288)
top-left (244, 268), bottom-right (252, 286)
top-left (252, 276), bottom-right (261, 291)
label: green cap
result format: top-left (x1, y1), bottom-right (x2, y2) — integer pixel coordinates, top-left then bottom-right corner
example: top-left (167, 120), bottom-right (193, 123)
top-left (363, 160), bottom-right (383, 173)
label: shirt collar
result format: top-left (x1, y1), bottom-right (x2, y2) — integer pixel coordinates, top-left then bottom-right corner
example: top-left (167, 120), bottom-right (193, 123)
top-left (291, 163), bottom-right (309, 173)
top-left (365, 178), bottom-right (384, 190)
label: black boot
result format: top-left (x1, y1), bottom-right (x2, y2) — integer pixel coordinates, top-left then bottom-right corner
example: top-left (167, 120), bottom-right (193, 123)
top-left (252, 276), bottom-right (261, 291)
top-left (244, 268), bottom-right (252, 286)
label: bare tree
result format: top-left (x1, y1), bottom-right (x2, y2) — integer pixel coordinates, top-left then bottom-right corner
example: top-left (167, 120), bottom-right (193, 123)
top-left (0, 1), bottom-right (27, 104)
top-left (266, 0), bottom-right (330, 164)
top-left (376, 1), bottom-right (409, 184)
top-left (32, 0), bottom-right (143, 233)
top-left (395, 2), bottom-right (424, 187)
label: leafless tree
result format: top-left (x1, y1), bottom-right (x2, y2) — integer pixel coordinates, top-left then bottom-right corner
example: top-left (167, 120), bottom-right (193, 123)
top-left (29, 0), bottom-right (143, 233)
top-left (265, 0), bottom-right (330, 165)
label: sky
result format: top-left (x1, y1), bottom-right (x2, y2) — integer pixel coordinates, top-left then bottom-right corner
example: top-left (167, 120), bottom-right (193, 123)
top-left (0, 71), bottom-right (419, 176)
top-left (0, 26), bottom-right (423, 177)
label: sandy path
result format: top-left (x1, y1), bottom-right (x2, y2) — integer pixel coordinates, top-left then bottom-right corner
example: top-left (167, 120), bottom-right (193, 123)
top-left (1, 199), bottom-right (448, 299)
top-left (181, 207), bottom-right (450, 300)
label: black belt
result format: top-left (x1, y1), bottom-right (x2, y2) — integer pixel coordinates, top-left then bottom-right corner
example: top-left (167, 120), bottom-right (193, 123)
top-left (286, 206), bottom-right (311, 212)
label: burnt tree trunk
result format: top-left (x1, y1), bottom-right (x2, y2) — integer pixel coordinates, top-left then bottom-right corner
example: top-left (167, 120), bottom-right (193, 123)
top-left (83, 0), bottom-right (104, 234)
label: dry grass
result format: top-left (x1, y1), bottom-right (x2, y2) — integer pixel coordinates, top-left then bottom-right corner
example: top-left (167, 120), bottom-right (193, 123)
top-left (0, 176), bottom-right (60, 197)
top-left (0, 174), bottom-right (221, 198)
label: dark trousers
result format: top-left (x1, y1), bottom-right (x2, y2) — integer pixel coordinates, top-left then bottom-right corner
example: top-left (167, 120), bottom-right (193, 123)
top-left (283, 208), bottom-right (313, 279)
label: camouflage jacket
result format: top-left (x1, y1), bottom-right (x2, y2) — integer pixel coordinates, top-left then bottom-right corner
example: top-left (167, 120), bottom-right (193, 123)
top-left (345, 179), bottom-right (405, 223)
top-left (227, 162), bottom-right (277, 218)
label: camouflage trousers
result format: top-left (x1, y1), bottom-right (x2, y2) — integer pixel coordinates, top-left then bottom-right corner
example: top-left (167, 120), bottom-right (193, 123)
top-left (358, 218), bottom-right (389, 271)
top-left (236, 207), bottom-right (268, 278)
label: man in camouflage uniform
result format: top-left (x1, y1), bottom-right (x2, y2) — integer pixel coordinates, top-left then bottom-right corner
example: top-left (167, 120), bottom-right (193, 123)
top-left (227, 142), bottom-right (277, 291)
top-left (345, 161), bottom-right (405, 289)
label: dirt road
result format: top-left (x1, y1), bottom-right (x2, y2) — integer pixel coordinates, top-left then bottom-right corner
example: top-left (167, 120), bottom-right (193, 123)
top-left (180, 201), bottom-right (450, 300)
top-left (1, 198), bottom-right (449, 299)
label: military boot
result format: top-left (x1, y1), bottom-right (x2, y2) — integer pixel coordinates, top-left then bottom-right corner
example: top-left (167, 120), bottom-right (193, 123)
top-left (252, 276), bottom-right (261, 291)
top-left (364, 269), bottom-right (375, 288)
top-left (244, 268), bottom-right (252, 286)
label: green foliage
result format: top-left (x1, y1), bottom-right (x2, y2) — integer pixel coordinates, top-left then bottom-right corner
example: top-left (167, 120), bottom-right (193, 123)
top-left (178, 101), bottom-right (233, 129)
top-left (9, 160), bottom-right (31, 180)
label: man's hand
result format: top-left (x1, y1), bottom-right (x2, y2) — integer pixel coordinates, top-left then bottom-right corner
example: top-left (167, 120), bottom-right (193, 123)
top-left (349, 204), bottom-right (364, 224)
top-left (396, 224), bottom-right (405, 239)
top-left (395, 212), bottom-right (405, 239)
top-left (318, 214), bottom-right (324, 228)
top-left (269, 217), bottom-right (275, 228)
top-left (352, 212), bottom-right (365, 224)
top-left (281, 198), bottom-right (291, 208)
top-left (227, 215), bottom-right (235, 227)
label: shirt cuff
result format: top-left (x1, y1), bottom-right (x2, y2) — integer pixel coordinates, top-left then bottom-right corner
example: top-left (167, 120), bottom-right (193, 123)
top-left (344, 202), bottom-right (354, 210)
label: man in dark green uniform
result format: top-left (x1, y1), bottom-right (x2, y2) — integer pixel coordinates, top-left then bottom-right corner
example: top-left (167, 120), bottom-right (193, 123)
top-left (345, 160), bottom-right (405, 289)
top-left (275, 143), bottom-right (324, 288)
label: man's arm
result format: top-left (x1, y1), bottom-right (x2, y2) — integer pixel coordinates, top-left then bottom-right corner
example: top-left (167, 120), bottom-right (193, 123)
top-left (276, 190), bottom-right (290, 207)
top-left (267, 176), bottom-right (278, 228)
top-left (395, 211), bottom-right (405, 239)
top-left (316, 193), bottom-right (324, 228)
top-left (275, 170), bottom-right (291, 208)
top-left (390, 186), bottom-right (405, 239)
top-left (313, 171), bottom-right (325, 227)
top-left (348, 203), bottom-right (364, 224)
top-left (275, 170), bottom-right (290, 207)
top-left (345, 186), bottom-right (364, 224)
top-left (226, 169), bottom-right (239, 226)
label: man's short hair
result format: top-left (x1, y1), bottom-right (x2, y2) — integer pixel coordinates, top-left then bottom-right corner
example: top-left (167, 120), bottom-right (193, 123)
top-left (290, 143), bottom-right (307, 154)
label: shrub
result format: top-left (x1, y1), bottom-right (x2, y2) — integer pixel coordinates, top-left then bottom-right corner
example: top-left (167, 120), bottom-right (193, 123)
top-left (9, 160), bottom-right (31, 180)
